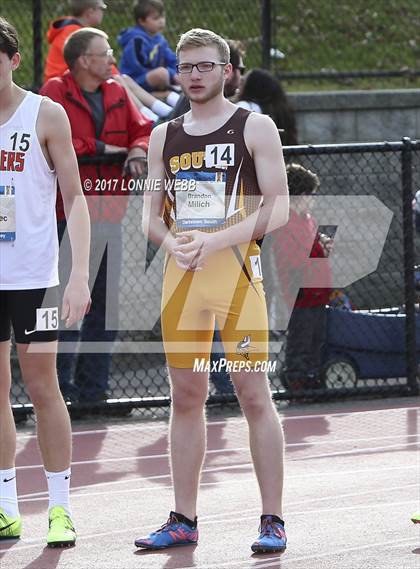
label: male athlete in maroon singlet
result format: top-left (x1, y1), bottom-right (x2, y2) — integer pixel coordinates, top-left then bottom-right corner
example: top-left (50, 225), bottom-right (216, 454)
top-left (137, 28), bottom-right (289, 553)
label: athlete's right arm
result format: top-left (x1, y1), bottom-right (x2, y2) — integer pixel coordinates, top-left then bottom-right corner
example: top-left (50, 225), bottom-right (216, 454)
top-left (141, 123), bottom-right (176, 254)
top-left (38, 99), bottom-right (91, 327)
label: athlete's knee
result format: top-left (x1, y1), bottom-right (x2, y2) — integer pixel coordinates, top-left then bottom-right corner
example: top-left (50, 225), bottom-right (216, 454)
top-left (171, 381), bottom-right (208, 413)
top-left (235, 380), bottom-right (272, 419)
top-left (23, 366), bottom-right (61, 408)
top-left (26, 380), bottom-right (62, 409)
top-left (240, 394), bottom-right (269, 419)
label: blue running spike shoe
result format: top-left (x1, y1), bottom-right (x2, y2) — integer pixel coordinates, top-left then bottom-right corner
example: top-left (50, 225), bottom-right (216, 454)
top-left (251, 516), bottom-right (287, 553)
top-left (135, 511), bottom-right (198, 550)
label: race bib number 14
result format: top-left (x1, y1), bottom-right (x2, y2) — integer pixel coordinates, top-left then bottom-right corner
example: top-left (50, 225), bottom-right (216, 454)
top-left (205, 144), bottom-right (235, 168)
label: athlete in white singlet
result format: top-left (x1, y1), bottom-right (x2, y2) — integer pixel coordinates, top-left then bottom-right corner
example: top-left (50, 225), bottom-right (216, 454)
top-left (0, 18), bottom-right (90, 547)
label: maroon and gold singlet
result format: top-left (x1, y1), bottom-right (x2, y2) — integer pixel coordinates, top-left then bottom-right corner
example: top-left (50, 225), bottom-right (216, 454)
top-left (161, 108), bottom-right (269, 368)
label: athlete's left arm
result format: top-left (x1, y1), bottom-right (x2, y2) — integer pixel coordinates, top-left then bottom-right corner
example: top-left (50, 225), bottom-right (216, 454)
top-left (38, 99), bottom-right (91, 327)
top-left (242, 112), bottom-right (289, 233)
top-left (172, 113), bottom-right (289, 268)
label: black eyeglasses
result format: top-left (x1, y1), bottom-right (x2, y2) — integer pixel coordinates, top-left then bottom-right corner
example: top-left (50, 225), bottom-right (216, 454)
top-left (176, 61), bottom-right (227, 74)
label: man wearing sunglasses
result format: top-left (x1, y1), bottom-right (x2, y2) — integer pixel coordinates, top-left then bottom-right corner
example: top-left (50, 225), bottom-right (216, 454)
top-left (139, 28), bottom-right (289, 554)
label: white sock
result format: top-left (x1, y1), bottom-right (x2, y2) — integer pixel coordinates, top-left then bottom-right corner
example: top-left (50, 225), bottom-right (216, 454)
top-left (0, 468), bottom-right (19, 518)
top-left (166, 91), bottom-right (180, 107)
top-left (151, 99), bottom-right (173, 117)
top-left (140, 105), bottom-right (159, 122)
top-left (45, 468), bottom-right (71, 516)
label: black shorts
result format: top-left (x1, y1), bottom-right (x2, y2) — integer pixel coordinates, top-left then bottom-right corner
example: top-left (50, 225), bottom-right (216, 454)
top-left (0, 287), bottom-right (60, 344)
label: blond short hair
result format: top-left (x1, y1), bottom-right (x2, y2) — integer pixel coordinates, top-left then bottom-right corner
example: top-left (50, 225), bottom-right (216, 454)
top-left (176, 28), bottom-right (230, 63)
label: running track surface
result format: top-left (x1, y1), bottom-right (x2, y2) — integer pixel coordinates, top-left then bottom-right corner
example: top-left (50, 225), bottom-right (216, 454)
top-left (1, 399), bottom-right (419, 569)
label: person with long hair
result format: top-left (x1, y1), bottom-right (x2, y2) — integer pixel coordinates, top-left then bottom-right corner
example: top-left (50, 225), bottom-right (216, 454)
top-left (236, 68), bottom-right (298, 146)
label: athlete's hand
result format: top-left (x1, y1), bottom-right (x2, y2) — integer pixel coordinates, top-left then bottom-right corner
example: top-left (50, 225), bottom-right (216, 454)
top-left (173, 230), bottom-right (222, 271)
top-left (61, 277), bottom-right (91, 328)
top-left (171, 234), bottom-right (201, 271)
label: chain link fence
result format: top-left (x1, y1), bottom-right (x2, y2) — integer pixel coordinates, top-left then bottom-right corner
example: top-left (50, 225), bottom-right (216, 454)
top-left (3, 1), bottom-right (420, 89)
top-left (10, 141), bottom-right (420, 421)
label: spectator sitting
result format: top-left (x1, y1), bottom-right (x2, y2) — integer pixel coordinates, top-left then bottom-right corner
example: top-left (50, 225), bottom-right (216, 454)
top-left (114, 73), bottom-right (176, 123)
top-left (235, 68), bottom-right (298, 146)
top-left (272, 164), bottom-right (332, 394)
top-left (44, 0), bottom-right (107, 82)
top-left (43, 0), bottom-right (171, 125)
top-left (118, 0), bottom-right (178, 93)
top-left (43, 0), bottom-right (170, 124)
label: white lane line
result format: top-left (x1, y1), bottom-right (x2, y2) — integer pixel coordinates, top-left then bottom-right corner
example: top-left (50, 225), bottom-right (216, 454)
top-left (186, 535), bottom-right (418, 569)
top-left (1, 499), bottom-right (415, 555)
top-left (15, 416), bottom-right (247, 440)
top-left (182, 506), bottom-right (417, 569)
top-left (289, 441), bottom-right (420, 461)
top-left (15, 404), bottom-right (419, 440)
top-left (16, 431), bottom-right (420, 457)
top-left (18, 462), bottom-right (418, 500)
top-left (290, 433), bottom-right (420, 446)
top-left (18, 477), bottom-right (418, 505)
top-left (16, 439), bottom-right (420, 471)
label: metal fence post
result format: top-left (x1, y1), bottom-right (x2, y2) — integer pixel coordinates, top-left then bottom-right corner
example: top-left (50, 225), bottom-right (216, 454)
top-left (261, 0), bottom-right (271, 70)
top-left (401, 137), bottom-right (419, 395)
top-left (32, 0), bottom-right (43, 90)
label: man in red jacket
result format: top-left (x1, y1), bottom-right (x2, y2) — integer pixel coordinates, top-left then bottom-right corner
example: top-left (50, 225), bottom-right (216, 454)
top-left (272, 163), bottom-right (332, 393)
top-left (41, 27), bottom-right (152, 407)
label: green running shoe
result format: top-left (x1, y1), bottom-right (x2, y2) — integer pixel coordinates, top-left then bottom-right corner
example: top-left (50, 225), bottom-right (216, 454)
top-left (0, 508), bottom-right (21, 540)
top-left (411, 512), bottom-right (420, 524)
top-left (47, 506), bottom-right (76, 548)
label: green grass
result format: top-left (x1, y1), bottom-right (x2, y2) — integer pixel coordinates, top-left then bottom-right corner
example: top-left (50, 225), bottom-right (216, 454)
top-left (3, 0), bottom-right (420, 90)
